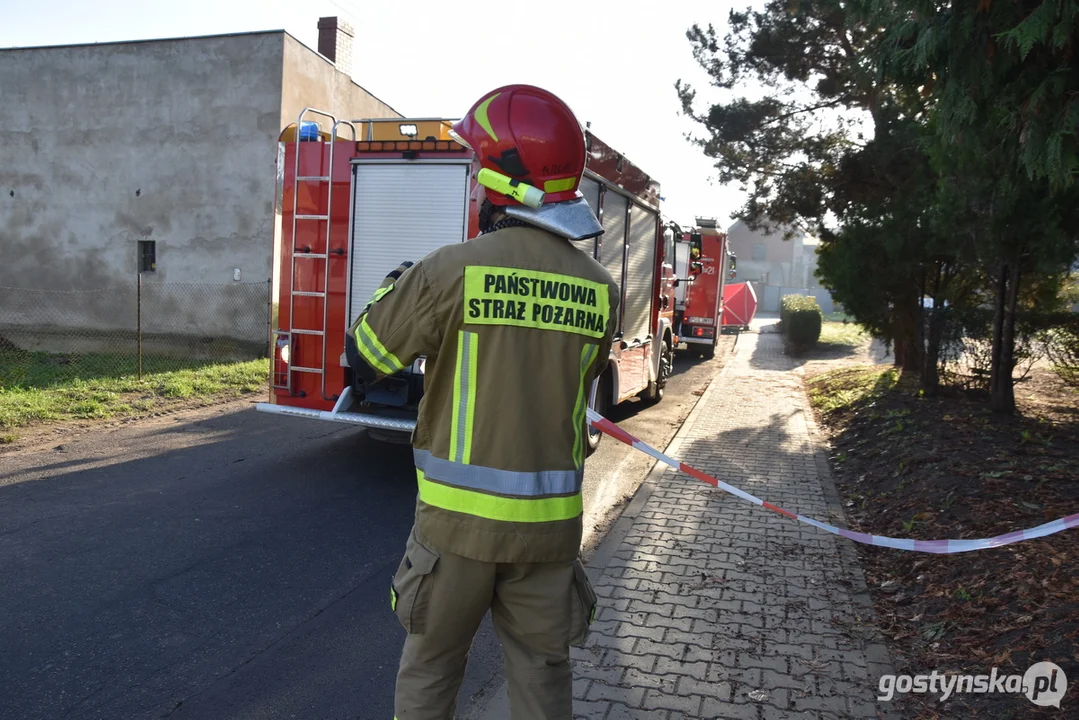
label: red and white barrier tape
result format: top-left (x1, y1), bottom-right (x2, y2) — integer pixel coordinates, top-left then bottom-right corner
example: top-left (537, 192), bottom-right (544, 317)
top-left (586, 408), bottom-right (1079, 554)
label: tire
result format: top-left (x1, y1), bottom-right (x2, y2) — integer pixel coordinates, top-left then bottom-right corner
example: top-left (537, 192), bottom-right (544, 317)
top-left (585, 374), bottom-right (609, 456)
top-left (699, 339), bottom-right (716, 360)
top-left (642, 340), bottom-right (672, 405)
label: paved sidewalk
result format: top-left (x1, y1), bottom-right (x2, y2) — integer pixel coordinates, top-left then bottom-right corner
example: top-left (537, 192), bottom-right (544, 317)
top-left (569, 325), bottom-right (898, 719)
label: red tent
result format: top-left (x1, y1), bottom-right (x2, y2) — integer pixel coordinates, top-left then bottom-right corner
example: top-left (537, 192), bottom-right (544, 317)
top-left (722, 282), bottom-right (757, 331)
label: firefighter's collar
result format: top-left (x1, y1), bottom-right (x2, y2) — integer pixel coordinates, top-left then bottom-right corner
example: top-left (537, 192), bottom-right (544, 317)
top-left (503, 197), bottom-right (604, 242)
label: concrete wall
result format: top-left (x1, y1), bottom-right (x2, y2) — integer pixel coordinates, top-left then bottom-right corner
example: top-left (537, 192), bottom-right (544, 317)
top-left (0, 32), bottom-right (285, 340)
top-left (0, 30), bottom-right (403, 350)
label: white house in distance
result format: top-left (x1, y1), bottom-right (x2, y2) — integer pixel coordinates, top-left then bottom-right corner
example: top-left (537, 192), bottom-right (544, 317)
top-left (726, 219), bottom-right (831, 313)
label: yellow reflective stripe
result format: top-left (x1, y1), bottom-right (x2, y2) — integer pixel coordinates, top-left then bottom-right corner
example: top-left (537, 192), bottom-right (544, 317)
top-left (572, 343), bottom-right (599, 466)
top-left (354, 316), bottom-right (404, 375)
top-left (371, 284), bottom-right (393, 303)
top-left (450, 331), bottom-right (478, 464)
top-left (463, 266), bottom-right (610, 339)
top-left (418, 471), bottom-right (583, 523)
top-left (474, 93), bottom-right (500, 142)
top-left (390, 586), bottom-right (397, 611)
top-left (543, 177), bottom-right (576, 193)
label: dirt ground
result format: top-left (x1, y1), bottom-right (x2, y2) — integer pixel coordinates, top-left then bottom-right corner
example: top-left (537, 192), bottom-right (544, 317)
top-left (805, 357), bottom-right (1079, 718)
top-left (0, 388), bottom-right (269, 456)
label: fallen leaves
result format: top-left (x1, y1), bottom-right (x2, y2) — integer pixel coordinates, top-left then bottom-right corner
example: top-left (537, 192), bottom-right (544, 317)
top-left (815, 365), bottom-right (1078, 718)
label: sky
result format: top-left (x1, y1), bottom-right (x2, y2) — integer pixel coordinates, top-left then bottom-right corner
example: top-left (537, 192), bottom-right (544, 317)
top-left (1, 0), bottom-right (754, 229)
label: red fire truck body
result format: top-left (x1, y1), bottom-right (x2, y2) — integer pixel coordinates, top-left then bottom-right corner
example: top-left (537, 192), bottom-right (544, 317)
top-left (257, 110), bottom-right (676, 446)
top-left (673, 224), bottom-right (733, 359)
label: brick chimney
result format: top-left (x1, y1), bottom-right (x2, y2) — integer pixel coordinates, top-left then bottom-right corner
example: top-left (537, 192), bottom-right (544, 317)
top-left (317, 16), bottom-right (354, 77)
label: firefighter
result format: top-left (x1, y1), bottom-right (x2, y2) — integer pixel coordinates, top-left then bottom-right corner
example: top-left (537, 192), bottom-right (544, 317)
top-left (344, 85), bottom-right (620, 719)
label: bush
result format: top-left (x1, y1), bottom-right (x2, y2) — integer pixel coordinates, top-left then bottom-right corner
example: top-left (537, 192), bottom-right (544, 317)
top-left (781, 295), bottom-right (822, 351)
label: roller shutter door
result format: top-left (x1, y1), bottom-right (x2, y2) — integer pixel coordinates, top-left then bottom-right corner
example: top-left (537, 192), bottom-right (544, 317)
top-left (624, 204), bottom-right (657, 341)
top-left (348, 162), bottom-right (470, 326)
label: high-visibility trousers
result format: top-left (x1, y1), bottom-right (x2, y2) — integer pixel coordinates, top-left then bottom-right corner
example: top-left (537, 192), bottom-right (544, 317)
top-left (390, 528), bottom-right (597, 720)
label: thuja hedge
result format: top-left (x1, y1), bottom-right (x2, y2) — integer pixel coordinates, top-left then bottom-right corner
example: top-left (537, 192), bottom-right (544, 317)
top-left (781, 295), bottom-right (822, 351)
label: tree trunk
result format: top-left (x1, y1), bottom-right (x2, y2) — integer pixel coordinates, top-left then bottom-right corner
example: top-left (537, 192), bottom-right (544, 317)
top-left (991, 264), bottom-right (1021, 413)
top-left (923, 311), bottom-right (946, 394)
top-left (920, 264), bottom-right (943, 395)
top-left (989, 262), bottom-right (1008, 398)
top-left (893, 305), bottom-right (922, 372)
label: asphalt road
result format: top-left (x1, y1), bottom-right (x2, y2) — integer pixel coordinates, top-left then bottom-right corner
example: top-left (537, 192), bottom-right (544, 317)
top-left (0, 341), bottom-right (731, 720)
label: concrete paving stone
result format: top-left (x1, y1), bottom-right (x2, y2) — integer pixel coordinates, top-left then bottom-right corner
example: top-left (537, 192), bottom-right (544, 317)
top-left (585, 681), bottom-right (645, 707)
top-left (603, 702), bottom-right (665, 720)
top-left (634, 638), bottom-right (712, 664)
top-left (755, 687), bottom-right (792, 710)
top-left (589, 619), bottom-right (622, 635)
top-left (700, 696), bottom-right (763, 719)
top-left (614, 622), bottom-right (666, 642)
top-left (672, 604), bottom-right (717, 621)
top-left (740, 653), bottom-right (789, 674)
top-left (642, 689), bottom-right (703, 716)
top-left (788, 693), bottom-right (851, 714)
top-left (571, 699), bottom-right (611, 719)
top-left (653, 657), bottom-right (710, 680)
top-left (622, 666), bottom-right (677, 693)
top-left (574, 664), bottom-right (625, 686)
top-left (730, 666), bottom-right (765, 689)
top-left (621, 568), bottom-right (669, 584)
top-left (598, 576), bottom-right (640, 591)
top-left (678, 675), bottom-right (732, 701)
top-left (601, 649), bottom-right (656, 674)
top-left (644, 614), bottom-right (693, 632)
top-left (589, 633), bottom-right (638, 654)
top-left (761, 668), bottom-right (811, 691)
top-left (840, 661), bottom-right (870, 681)
top-left (847, 695), bottom-right (892, 718)
top-left (634, 580), bottom-right (675, 596)
top-left (759, 707), bottom-right (821, 720)
top-left (627, 600), bottom-right (676, 616)
top-left (663, 627), bottom-right (715, 649)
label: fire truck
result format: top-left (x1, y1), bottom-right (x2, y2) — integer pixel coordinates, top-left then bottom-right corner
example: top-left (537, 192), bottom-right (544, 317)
top-left (672, 218), bottom-right (735, 359)
top-left (256, 109), bottom-right (676, 451)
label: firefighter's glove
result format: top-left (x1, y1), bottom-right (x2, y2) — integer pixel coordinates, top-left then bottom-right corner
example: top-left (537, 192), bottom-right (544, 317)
top-left (346, 260), bottom-right (416, 396)
top-left (344, 329), bottom-right (369, 398)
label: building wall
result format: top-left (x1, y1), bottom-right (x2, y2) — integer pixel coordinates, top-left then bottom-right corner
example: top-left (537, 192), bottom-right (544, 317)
top-left (279, 34), bottom-right (401, 135)
top-left (0, 32), bottom-right (286, 340)
top-left (0, 30), bottom-right (402, 347)
top-left (726, 219), bottom-right (805, 287)
top-left (271, 35), bottom-right (403, 299)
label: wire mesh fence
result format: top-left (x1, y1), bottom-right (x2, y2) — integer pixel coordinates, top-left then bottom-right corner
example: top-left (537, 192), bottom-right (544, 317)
top-left (0, 278), bottom-right (272, 390)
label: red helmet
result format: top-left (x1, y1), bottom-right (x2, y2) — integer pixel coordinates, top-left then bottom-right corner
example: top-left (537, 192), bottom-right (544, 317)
top-left (450, 85), bottom-right (587, 206)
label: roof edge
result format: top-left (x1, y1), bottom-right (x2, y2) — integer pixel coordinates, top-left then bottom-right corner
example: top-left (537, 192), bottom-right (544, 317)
top-left (0, 29), bottom-right (285, 53)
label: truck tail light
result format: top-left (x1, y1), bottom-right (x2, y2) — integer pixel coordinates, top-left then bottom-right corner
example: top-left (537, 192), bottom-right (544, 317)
top-left (273, 336), bottom-right (291, 387)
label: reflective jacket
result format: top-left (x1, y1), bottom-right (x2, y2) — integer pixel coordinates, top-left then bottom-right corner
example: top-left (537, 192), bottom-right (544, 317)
top-left (346, 224), bottom-right (619, 563)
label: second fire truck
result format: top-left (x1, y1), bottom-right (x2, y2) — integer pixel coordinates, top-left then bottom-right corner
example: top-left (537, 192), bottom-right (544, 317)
top-left (256, 110), bottom-right (677, 451)
top-left (672, 218), bottom-right (735, 359)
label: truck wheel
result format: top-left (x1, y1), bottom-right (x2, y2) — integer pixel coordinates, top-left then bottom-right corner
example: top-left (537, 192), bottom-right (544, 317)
top-left (699, 340), bottom-right (716, 360)
top-left (642, 340), bottom-right (672, 405)
top-left (585, 374), bottom-right (609, 456)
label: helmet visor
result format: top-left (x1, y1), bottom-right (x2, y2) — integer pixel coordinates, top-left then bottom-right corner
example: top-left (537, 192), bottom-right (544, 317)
top-left (447, 127), bottom-right (472, 150)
